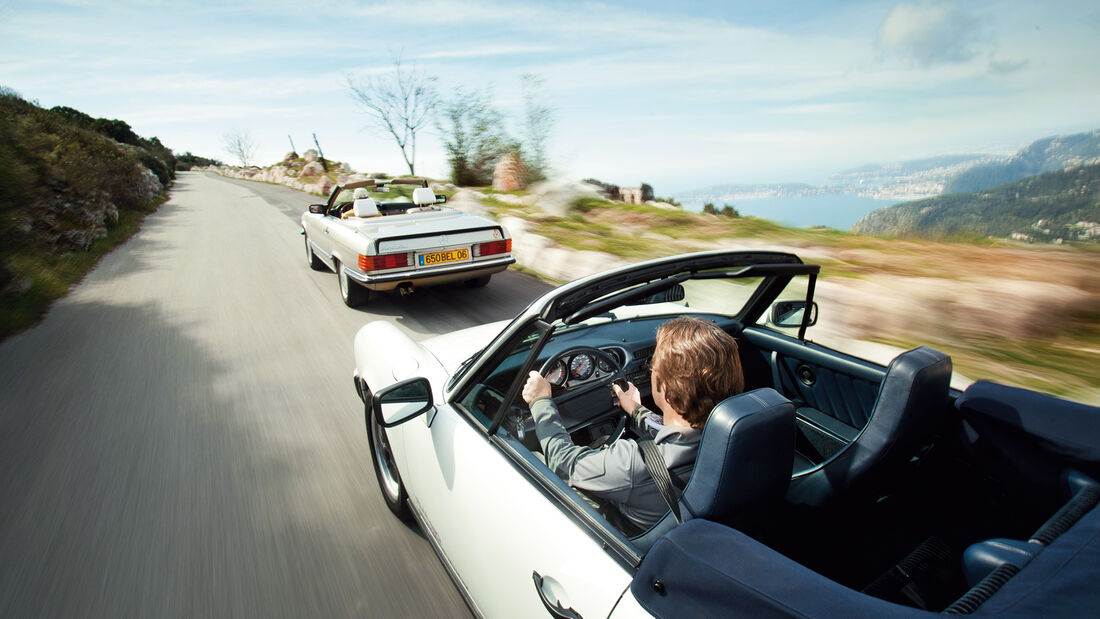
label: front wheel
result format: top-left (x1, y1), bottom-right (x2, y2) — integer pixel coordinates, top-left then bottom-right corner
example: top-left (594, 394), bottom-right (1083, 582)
top-left (337, 261), bottom-right (370, 307)
top-left (304, 235), bottom-right (325, 271)
top-left (365, 390), bottom-right (412, 521)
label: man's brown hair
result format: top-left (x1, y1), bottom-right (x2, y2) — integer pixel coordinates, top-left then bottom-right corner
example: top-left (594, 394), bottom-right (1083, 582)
top-left (650, 316), bottom-right (744, 428)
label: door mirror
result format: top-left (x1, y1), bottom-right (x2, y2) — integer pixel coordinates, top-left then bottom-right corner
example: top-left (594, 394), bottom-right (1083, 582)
top-left (373, 377), bottom-right (434, 427)
top-left (771, 300), bottom-right (818, 328)
top-left (308, 203), bottom-right (326, 214)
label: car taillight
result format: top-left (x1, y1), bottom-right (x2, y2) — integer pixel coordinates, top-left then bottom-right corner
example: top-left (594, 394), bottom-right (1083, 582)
top-left (359, 252), bottom-right (411, 271)
top-left (475, 239), bottom-right (511, 257)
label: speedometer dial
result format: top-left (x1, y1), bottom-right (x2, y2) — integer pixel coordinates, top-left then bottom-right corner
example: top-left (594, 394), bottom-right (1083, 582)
top-left (569, 353), bottom-right (595, 381)
top-left (545, 361), bottom-right (566, 386)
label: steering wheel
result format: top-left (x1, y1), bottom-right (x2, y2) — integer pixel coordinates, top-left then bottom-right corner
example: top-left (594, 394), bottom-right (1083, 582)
top-left (538, 346), bottom-right (630, 444)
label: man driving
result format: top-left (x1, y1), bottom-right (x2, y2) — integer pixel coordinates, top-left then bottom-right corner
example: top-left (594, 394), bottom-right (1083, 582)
top-left (521, 316), bottom-right (745, 534)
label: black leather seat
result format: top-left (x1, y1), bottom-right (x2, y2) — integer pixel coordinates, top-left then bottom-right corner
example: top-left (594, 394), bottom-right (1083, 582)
top-left (786, 346), bottom-right (952, 508)
top-left (631, 388), bottom-right (795, 552)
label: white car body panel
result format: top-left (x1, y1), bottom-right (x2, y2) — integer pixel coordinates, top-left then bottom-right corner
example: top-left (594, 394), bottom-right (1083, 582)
top-left (355, 319), bottom-right (635, 617)
top-left (394, 402), bottom-right (633, 618)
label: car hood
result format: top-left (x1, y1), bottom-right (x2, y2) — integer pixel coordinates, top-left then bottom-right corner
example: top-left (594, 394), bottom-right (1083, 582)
top-left (351, 208), bottom-right (502, 237)
top-left (420, 320), bottom-right (511, 375)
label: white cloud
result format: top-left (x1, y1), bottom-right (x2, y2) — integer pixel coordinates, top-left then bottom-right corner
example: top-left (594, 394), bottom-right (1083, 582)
top-left (876, 2), bottom-right (981, 67)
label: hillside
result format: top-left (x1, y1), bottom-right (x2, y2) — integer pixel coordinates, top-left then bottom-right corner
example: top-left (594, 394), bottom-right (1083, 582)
top-left (850, 164), bottom-right (1100, 242)
top-left (945, 129), bottom-right (1100, 194)
top-left (0, 88), bottom-right (175, 337)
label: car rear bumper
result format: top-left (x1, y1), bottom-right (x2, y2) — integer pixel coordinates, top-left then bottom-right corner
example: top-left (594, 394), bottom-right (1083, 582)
top-left (342, 255), bottom-right (515, 291)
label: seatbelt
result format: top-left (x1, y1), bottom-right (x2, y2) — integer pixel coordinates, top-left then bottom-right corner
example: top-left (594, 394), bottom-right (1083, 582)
top-left (632, 406), bottom-right (683, 524)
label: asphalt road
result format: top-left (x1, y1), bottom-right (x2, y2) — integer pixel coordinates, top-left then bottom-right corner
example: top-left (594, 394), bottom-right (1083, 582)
top-left (0, 172), bottom-right (552, 617)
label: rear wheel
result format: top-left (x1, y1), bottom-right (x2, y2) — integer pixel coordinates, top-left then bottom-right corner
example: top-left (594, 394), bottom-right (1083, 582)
top-left (365, 388), bottom-right (412, 521)
top-left (304, 235), bottom-right (325, 271)
top-left (337, 261), bottom-right (370, 307)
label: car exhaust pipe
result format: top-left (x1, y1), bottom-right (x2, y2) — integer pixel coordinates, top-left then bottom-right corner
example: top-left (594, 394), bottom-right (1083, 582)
top-left (397, 283), bottom-right (415, 296)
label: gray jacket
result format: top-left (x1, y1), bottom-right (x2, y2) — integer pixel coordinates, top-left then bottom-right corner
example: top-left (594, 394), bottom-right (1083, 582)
top-left (529, 397), bottom-right (701, 533)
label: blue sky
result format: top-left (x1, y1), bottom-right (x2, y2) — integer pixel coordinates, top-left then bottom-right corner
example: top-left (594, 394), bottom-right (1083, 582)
top-left (2, 0), bottom-right (1099, 194)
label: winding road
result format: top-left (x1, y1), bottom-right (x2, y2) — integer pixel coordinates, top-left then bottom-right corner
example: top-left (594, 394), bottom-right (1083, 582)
top-left (0, 172), bottom-right (552, 617)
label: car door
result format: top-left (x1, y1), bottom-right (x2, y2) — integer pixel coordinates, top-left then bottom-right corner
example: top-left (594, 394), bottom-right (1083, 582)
top-left (395, 405), bottom-right (636, 618)
top-left (391, 321), bottom-right (639, 618)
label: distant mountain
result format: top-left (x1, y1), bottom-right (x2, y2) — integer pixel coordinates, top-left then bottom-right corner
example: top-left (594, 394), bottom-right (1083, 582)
top-left (850, 164), bottom-right (1100, 243)
top-left (678, 154), bottom-right (1003, 207)
top-left (945, 130), bottom-right (1100, 194)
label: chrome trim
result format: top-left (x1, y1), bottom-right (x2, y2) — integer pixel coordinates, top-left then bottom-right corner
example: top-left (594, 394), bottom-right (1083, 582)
top-left (308, 238), bottom-right (333, 261)
top-left (343, 255), bottom-right (515, 284)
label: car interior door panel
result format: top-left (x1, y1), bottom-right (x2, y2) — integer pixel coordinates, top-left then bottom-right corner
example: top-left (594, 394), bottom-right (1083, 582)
top-left (738, 327), bottom-right (889, 473)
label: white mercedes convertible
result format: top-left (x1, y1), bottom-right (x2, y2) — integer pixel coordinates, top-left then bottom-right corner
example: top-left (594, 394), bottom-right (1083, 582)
top-left (353, 250), bottom-right (1100, 618)
top-left (301, 178), bottom-right (514, 306)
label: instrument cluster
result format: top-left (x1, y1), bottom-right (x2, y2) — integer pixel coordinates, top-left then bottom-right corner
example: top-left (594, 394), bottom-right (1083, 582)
top-left (545, 349), bottom-right (622, 389)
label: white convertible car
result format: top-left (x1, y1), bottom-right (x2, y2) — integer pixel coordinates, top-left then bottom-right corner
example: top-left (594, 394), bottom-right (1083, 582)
top-left (353, 250), bottom-right (1100, 618)
top-left (301, 178), bottom-right (514, 306)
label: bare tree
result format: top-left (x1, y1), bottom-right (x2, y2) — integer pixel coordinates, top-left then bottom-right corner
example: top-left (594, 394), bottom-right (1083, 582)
top-left (520, 73), bottom-right (554, 182)
top-left (347, 59), bottom-right (439, 175)
top-left (223, 129), bottom-right (257, 167)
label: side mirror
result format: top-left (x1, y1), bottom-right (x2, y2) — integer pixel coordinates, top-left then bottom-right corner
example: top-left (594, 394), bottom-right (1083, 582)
top-left (435, 194), bottom-right (447, 204)
top-left (373, 377), bottom-right (434, 427)
top-left (308, 203), bottom-right (326, 214)
top-left (637, 283), bottom-right (686, 305)
top-left (771, 300), bottom-right (818, 328)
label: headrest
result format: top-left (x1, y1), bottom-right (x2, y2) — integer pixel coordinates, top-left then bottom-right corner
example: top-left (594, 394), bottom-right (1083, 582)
top-left (353, 197), bottom-right (379, 218)
top-left (353, 187), bottom-right (369, 200)
top-left (631, 388), bottom-right (795, 552)
top-left (411, 187), bottom-right (436, 206)
top-left (690, 388), bottom-right (796, 519)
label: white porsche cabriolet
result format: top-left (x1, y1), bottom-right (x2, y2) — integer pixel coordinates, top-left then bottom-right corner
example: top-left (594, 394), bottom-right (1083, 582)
top-left (301, 178), bottom-right (514, 307)
top-left (353, 250), bottom-right (1100, 618)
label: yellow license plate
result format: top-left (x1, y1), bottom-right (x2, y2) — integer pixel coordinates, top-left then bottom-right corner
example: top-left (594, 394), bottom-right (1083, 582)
top-left (418, 248), bottom-right (470, 266)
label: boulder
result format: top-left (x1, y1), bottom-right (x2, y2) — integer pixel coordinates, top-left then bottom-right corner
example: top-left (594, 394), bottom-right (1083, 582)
top-left (493, 152), bottom-right (528, 192)
top-left (283, 151), bottom-right (298, 162)
top-left (301, 161), bottom-right (324, 177)
top-left (302, 149), bottom-right (320, 162)
top-left (315, 176), bottom-right (336, 195)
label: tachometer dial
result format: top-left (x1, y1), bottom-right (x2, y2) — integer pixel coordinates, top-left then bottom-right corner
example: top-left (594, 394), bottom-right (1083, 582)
top-left (597, 355), bottom-right (615, 372)
top-left (569, 353), bottom-right (595, 381)
top-left (545, 361), bottom-right (566, 386)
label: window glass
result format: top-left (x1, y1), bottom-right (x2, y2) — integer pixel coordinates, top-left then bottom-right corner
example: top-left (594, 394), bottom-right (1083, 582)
top-left (456, 322), bottom-right (543, 429)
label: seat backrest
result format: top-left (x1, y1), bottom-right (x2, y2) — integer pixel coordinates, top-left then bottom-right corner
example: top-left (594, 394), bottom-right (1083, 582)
top-left (411, 187), bottom-right (436, 206)
top-left (352, 197), bottom-right (379, 218)
top-left (631, 388), bottom-right (795, 551)
top-left (786, 346), bottom-right (951, 508)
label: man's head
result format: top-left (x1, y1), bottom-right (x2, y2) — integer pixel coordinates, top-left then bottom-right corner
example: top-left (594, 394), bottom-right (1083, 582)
top-left (650, 316), bottom-right (744, 428)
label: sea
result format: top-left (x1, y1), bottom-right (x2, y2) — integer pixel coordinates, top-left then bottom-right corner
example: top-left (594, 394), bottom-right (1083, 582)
top-left (681, 194), bottom-right (900, 231)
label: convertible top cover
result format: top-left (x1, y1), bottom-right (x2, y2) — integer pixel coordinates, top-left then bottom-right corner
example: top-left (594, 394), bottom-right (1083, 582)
top-left (632, 514), bottom-right (1100, 618)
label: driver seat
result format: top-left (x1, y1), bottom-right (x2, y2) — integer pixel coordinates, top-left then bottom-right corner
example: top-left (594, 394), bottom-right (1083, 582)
top-left (630, 388), bottom-right (795, 552)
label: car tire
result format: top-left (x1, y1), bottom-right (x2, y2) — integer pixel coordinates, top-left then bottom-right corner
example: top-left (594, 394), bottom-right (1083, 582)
top-left (365, 387), bottom-right (412, 521)
top-left (304, 235), bottom-right (325, 271)
top-left (465, 275), bottom-right (491, 288)
top-left (337, 261), bottom-right (370, 307)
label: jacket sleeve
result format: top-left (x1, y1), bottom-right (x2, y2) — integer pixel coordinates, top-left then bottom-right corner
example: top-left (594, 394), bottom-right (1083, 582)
top-left (529, 398), bottom-right (647, 503)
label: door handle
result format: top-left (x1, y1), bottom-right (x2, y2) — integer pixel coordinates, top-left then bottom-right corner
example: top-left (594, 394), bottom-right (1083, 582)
top-left (532, 571), bottom-right (582, 619)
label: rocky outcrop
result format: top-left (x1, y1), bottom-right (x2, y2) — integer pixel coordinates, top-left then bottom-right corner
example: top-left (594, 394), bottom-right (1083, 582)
top-left (493, 152), bottom-right (528, 191)
top-left (300, 161), bottom-right (324, 177)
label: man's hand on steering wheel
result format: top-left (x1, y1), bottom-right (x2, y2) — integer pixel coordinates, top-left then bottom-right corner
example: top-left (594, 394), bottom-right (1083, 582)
top-left (612, 381), bottom-right (642, 413)
top-left (522, 371), bottom-right (552, 405)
